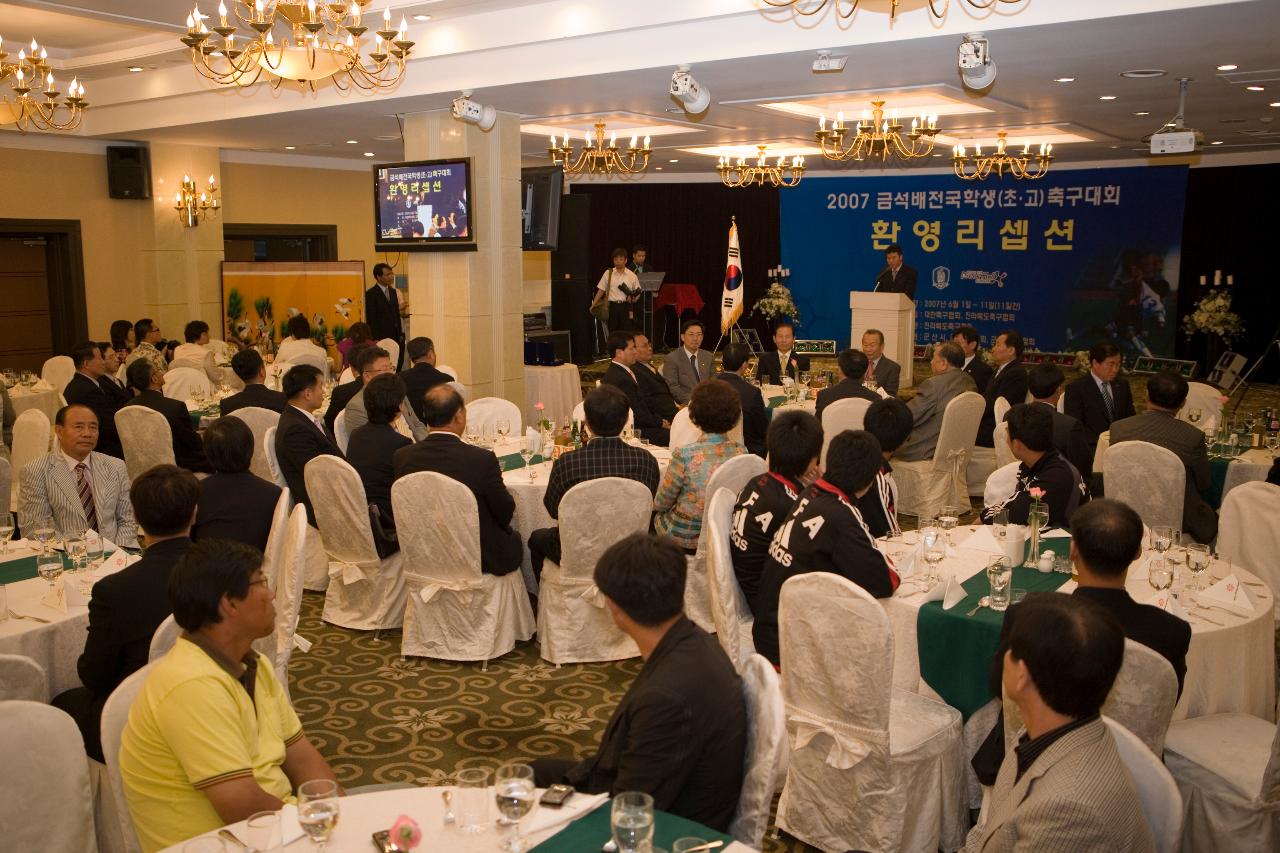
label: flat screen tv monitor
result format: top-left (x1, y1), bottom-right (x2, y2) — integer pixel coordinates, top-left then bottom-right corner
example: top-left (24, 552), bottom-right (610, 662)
top-left (373, 158), bottom-right (476, 252)
top-left (521, 166), bottom-right (563, 251)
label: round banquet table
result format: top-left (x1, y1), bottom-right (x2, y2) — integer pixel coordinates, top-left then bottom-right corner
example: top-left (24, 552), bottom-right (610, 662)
top-left (523, 363), bottom-right (582, 428)
top-left (876, 525), bottom-right (1276, 723)
top-left (1215, 446), bottom-right (1275, 505)
top-left (762, 384), bottom-right (817, 415)
top-left (7, 382), bottom-right (62, 421)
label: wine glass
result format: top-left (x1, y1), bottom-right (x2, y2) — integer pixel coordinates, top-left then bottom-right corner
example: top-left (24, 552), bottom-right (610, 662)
top-left (939, 505), bottom-right (963, 551)
top-left (919, 520), bottom-right (944, 586)
top-left (36, 552), bottom-right (64, 591)
top-left (519, 446), bottom-right (536, 482)
top-left (84, 531), bottom-right (104, 569)
top-left (1148, 557), bottom-right (1173, 594)
top-left (0, 512), bottom-right (14, 555)
top-left (495, 417), bottom-right (511, 443)
top-left (463, 422), bottom-right (480, 445)
top-left (1186, 543), bottom-right (1210, 594)
top-left (30, 524), bottom-right (56, 555)
top-left (494, 762), bottom-right (536, 852)
top-left (297, 779), bottom-right (340, 851)
top-left (64, 533), bottom-right (87, 575)
top-left (1151, 526), bottom-right (1174, 556)
top-left (1266, 433), bottom-right (1279, 456)
top-left (611, 791), bottom-right (655, 853)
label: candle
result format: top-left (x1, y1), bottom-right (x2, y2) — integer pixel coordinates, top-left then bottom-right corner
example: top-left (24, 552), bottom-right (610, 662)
top-left (1227, 275), bottom-right (1234, 285)
top-left (1199, 275), bottom-right (1207, 285)
top-left (1214, 270), bottom-right (1221, 286)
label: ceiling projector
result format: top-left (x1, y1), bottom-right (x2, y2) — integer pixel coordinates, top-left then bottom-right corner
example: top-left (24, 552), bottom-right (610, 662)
top-left (1149, 77), bottom-right (1202, 155)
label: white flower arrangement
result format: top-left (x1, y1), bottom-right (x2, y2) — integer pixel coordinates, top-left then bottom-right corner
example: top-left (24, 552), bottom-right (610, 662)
top-left (751, 283), bottom-right (801, 323)
top-left (1182, 289), bottom-right (1244, 345)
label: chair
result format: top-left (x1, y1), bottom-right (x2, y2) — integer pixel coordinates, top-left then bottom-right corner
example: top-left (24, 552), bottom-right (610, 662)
top-left (391, 472), bottom-right (534, 662)
top-left (146, 614), bottom-right (181, 662)
top-left (1217, 481), bottom-right (1280, 621)
top-left (775, 573), bottom-right (967, 853)
top-left (10, 408), bottom-right (51, 512)
top-left (1103, 640), bottom-right (1180, 756)
top-left (820, 397), bottom-right (872, 468)
top-left (338, 366), bottom-right (356, 385)
top-left (228, 405), bottom-right (281, 484)
top-left (333, 410), bottom-right (352, 454)
top-left (0, 700), bottom-right (99, 853)
top-left (705, 487), bottom-right (755, 673)
top-left (1180, 381), bottom-right (1224, 431)
top-left (305, 456), bottom-right (407, 631)
top-left (377, 337), bottom-right (400, 368)
top-left (993, 420), bottom-right (1016, 470)
top-left (1163, 710), bottom-right (1280, 853)
top-left (436, 363), bottom-right (458, 380)
top-left (40, 355), bottom-right (76, 393)
top-left (468, 396), bottom-right (523, 435)
top-left (1093, 429), bottom-right (1111, 474)
top-left (206, 339), bottom-right (229, 362)
top-left (262, 425), bottom-right (289, 489)
top-left (687, 454), bottom-right (768, 632)
top-left (983, 461), bottom-right (1021, 511)
top-left (1104, 717), bottom-right (1183, 853)
top-left (1103, 440), bottom-right (1185, 530)
top-left (114, 407), bottom-right (176, 483)
top-left (966, 446), bottom-right (998, 498)
top-left (536, 478), bottom-right (650, 664)
top-left (570, 400), bottom-right (632, 431)
top-left (286, 347), bottom-right (329, 376)
top-left (730, 654), bottom-right (787, 849)
top-left (258, 487), bottom-right (294, 591)
top-left (668, 407), bottom-right (701, 451)
top-left (161, 366), bottom-right (211, 401)
top-left (894, 391), bottom-right (985, 519)
top-left (0, 654), bottom-right (48, 701)
top-left (993, 395), bottom-right (1012, 426)
top-left (0, 458), bottom-right (9, 524)
top-left (253, 504), bottom-right (309, 698)
top-left (101, 663), bottom-right (155, 853)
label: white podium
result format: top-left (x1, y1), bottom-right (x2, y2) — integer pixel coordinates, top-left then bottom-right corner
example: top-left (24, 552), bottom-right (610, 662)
top-left (850, 291), bottom-right (916, 390)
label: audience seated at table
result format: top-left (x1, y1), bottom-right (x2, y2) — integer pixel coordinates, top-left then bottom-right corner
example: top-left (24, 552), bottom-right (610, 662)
top-left (602, 330), bottom-right (670, 446)
top-left (1027, 362), bottom-right (1093, 477)
top-left (124, 318), bottom-right (168, 379)
top-left (717, 342), bottom-right (768, 457)
top-left (730, 410), bottom-right (821, 610)
top-left (977, 330), bottom-right (1029, 448)
top-left (814, 347), bottom-right (880, 419)
top-left (392, 385), bottom-right (522, 576)
top-left (192, 418), bottom-right (281, 552)
top-left (346, 374), bottom-right (412, 547)
top-left (895, 342), bottom-right (977, 462)
top-left (324, 341), bottom-right (376, 436)
top-left (51, 464), bottom-right (197, 762)
top-left (856, 396), bottom-right (914, 539)
top-left (19, 403), bottom-right (138, 547)
top-left (861, 328), bottom-right (900, 396)
top-left (752, 430), bottom-right (900, 666)
top-left (1064, 341), bottom-right (1135, 451)
top-left (1269, 458), bottom-right (1280, 486)
top-left (109, 318), bottom-right (135, 357)
top-left (171, 320), bottom-right (221, 384)
top-left (632, 332), bottom-right (679, 425)
top-left (662, 319), bottom-right (714, 405)
top-left (981, 404), bottom-right (1088, 529)
top-left (122, 359), bottom-right (212, 473)
top-left (337, 321), bottom-right (373, 370)
top-left (398, 336), bottom-right (453, 425)
top-left (342, 345), bottom-right (427, 440)
top-left (275, 364), bottom-right (344, 527)
top-left (528, 385), bottom-right (660, 580)
top-left (653, 379), bottom-right (746, 551)
top-left (275, 314), bottom-right (330, 372)
top-left (99, 339), bottom-right (130, 391)
top-left (953, 324), bottom-right (994, 394)
top-left (964, 593), bottom-right (1155, 853)
top-left (1108, 370), bottom-right (1218, 544)
top-left (64, 340), bottom-right (129, 459)
top-left (531, 534), bottom-right (746, 833)
top-left (755, 319), bottom-right (810, 386)
top-left (219, 348), bottom-right (287, 416)
top-left (120, 539), bottom-right (342, 853)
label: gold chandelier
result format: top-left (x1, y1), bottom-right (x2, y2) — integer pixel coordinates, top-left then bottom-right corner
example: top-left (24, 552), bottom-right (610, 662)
top-left (548, 123), bottom-right (652, 176)
top-left (763, 0), bottom-right (1025, 23)
top-left (815, 100), bottom-right (939, 162)
top-left (174, 175), bottom-right (221, 227)
top-left (180, 1), bottom-right (414, 91)
top-left (953, 131), bottom-right (1053, 180)
top-left (0, 36), bottom-right (87, 132)
top-left (717, 146), bottom-right (806, 188)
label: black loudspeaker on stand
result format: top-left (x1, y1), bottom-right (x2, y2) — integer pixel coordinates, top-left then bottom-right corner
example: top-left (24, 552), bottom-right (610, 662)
top-left (550, 194), bottom-right (595, 364)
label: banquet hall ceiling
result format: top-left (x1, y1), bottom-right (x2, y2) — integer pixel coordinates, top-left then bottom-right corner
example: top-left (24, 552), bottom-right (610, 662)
top-left (2, 0), bottom-right (1278, 173)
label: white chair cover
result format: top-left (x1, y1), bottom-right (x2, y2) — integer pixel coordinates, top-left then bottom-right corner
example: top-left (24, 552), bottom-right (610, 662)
top-left (0, 458), bottom-right (10, 523)
top-left (1104, 717), bottom-right (1183, 853)
top-left (1104, 639), bottom-right (1179, 755)
top-left (41, 355), bottom-right (76, 393)
top-left (262, 425), bottom-right (289, 489)
top-left (966, 447), bottom-right (998, 498)
top-left (962, 698), bottom-right (1001, 811)
top-left (286, 347), bottom-right (328, 376)
top-left (333, 410), bottom-right (352, 454)
top-left (161, 366), bottom-right (211, 401)
top-left (706, 487), bottom-right (755, 673)
top-left (392, 472), bottom-right (534, 661)
top-left (207, 339), bottom-right (229, 362)
top-left (305, 455), bottom-right (406, 631)
top-left (0, 654), bottom-right (48, 701)
top-left (114, 407), bottom-right (176, 482)
top-left (259, 487), bottom-right (294, 592)
top-left (436, 363), bottom-right (458, 380)
top-left (993, 420), bottom-right (1016, 469)
top-left (776, 573), bottom-right (966, 853)
top-left (10, 408), bottom-right (51, 512)
top-left (146, 614), bottom-right (180, 662)
top-left (571, 400), bottom-right (632, 431)
top-left (1094, 428), bottom-right (1111, 474)
top-left (270, 360), bottom-right (295, 392)
top-left (252, 504), bottom-right (309, 699)
top-left (376, 337), bottom-right (400, 369)
top-left (993, 395), bottom-right (1012, 426)
top-left (668, 407), bottom-right (701, 451)
top-left (0, 700), bottom-right (99, 853)
top-left (338, 366), bottom-right (356, 384)
top-left (467, 396), bottom-right (523, 434)
top-left (536, 478), bottom-right (649, 664)
top-left (820, 397), bottom-right (872, 468)
top-left (228, 406), bottom-right (281, 484)
top-left (1104, 440), bottom-right (1185, 531)
top-left (894, 391), bottom-right (985, 519)
top-left (1218, 481), bottom-right (1280, 621)
top-left (983, 461), bottom-right (1021, 512)
top-left (1164, 712), bottom-right (1280, 853)
top-left (102, 663), bottom-right (155, 853)
top-left (731, 654), bottom-right (787, 849)
top-left (686, 454), bottom-right (768, 632)
top-left (1180, 382), bottom-right (1224, 431)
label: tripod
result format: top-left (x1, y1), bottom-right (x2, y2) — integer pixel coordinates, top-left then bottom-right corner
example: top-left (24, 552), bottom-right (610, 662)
top-left (1228, 318), bottom-right (1280, 416)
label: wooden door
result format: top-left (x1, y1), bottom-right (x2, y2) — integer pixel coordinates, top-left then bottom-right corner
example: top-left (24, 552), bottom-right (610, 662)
top-left (0, 236), bottom-right (54, 371)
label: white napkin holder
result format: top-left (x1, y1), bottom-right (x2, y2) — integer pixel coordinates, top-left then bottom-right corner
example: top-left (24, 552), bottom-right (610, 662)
top-left (1002, 525), bottom-right (1028, 566)
top-left (941, 574), bottom-right (967, 609)
top-left (1200, 573), bottom-right (1256, 617)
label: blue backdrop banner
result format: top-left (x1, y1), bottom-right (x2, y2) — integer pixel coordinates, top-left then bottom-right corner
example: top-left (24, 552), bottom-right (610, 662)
top-left (778, 165), bottom-right (1188, 356)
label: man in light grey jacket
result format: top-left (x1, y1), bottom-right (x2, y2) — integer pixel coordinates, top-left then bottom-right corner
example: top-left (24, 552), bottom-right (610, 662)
top-left (661, 319), bottom-right (714, 405)
top-left (895, 342), bottom-right (976, 462)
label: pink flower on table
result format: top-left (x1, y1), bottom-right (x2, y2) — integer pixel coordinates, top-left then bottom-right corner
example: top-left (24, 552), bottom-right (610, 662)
top-left (390, 815), bottom-right (422, 851)
top-left (535, 402), bottom-right (545, 411)
top-left (1028, 486), bottom-right (1046, 500)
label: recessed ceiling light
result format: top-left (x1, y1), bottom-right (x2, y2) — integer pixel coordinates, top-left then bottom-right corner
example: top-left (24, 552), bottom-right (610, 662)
top-left (655, 167), bottom-right (663, 171)
top-left (346, 139), bottom-right (359, 144)
top-left (412, 14), bottom-right (431, 21)
top-left (668, 159), bottom-right (679, 163)
top-left (128, 65), bottom-right (144, 73)
top-left (1247, 85), bottom-right (1265, 91)
top-left (1099, 95), bottom-right (1117, 100)
top-left (1271, 102), bottom-right (1280, 108)
top-left (1053, 77), bottom-right (1075, 83)
top-left (364, 152), bottom-right (375, 157)
top-left (374, 134), bottom-right (399, 141)
top-left (1133, 111), bottom-right (1151, 116)
top-left (932, 153), bottom-right (942, 157)
top-left (284, 145), bottom-right (296, 150)
top-left (1211, 141), bottom-right (1224, 145)
top-left (1217, 64), bottom-right (1238, 71)
top-left (1120, 69), bottom-right (1167, 79)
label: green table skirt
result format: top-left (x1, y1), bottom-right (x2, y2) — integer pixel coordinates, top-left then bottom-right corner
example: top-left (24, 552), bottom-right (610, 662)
top-left (530, 801), bottom-right (733, 852)
top-left (1206, 456), bottom-right (1231, 508)
top-left (498, 452), bottom-right (547, 472)
top-left (0, 552), bottom-right (73, 585)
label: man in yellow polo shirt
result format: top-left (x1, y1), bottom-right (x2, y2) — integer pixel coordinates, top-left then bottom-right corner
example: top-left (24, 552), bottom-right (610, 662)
top-left (119, 539), bottom-right (340, 853)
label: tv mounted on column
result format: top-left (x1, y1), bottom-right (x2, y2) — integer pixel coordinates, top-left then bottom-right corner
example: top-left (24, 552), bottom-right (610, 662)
top-left (373, 157), bottom-right (477, 252)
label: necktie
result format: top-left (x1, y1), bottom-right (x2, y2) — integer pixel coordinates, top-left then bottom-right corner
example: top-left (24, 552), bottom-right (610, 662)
top-left (1101, 382), bottom-right (1115, 421)
top-left (865, 359), bottom-right (875, 381)
top-left (690, 353), bottom-right (700, 381)
top-left (76, 463), bottom-right (99, 533)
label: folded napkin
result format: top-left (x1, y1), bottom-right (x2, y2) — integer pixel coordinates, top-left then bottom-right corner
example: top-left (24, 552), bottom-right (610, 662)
top-left (1043, 528), bottom-right (1070, 539)
top-left (956, 526), bottom-right (1004, 556)
top-left (62, 576), bottom-right (90, 607)
top-left (1128, 554), bottom-right (1156, 582)
top-left (1199, 573), bottom-right (1256, 617)
top-left (40, 582), bottom-right (69, 613)
top-left (524, 427), bottom-right (542, 455)
top-left (526, 792), bottom-right (608, 836)
top-left (941, 574), bottom-right (967, 609)
top-left (230, 803), bottom-right (304, 848)
top-left (892, 548), bottom-right (917, 579)
top-left (98, 548), bottom-right (141, 577)
top-left (1144, 590), bottom-right (1191, 622)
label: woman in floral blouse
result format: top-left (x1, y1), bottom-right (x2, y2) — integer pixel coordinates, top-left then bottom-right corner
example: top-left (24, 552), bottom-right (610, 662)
top-left (654, 378), bottom-right (746, 550)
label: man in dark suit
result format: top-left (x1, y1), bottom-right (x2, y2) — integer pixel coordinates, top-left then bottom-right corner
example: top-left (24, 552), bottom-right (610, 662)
top-left (873, 243), bottom-right (917, 301)
top-left (51, 465), bottom-right (197, 761)
top-left (532, 534), bottom-right (746, 832)
top-left (64, 341), bottom-right (128, 459)
top-left (219, 348), bottom-right (287, 416)
top-left (815, 348), bottom-right (880, 419)
top-left (755, 320), bottom-right (810, 385)
top-left (976, 329), bottom-right (1029, 447)
top-left (528, 385), bottom-right (661, 578)
top-left (364, 262), bottom-right (404, 366)
top-left (1064, 341), bottom-right (1136, 449)
top-left (633, 333), bottom-right (678, 424)
top-left (952, 325), bottom-right (994, 394)
top-left (274, 364), bottom-right (344, 526)
top-left (122, 359), bottom-right (211, 473)
top-left (1026, 363), bottom-right (1093, 477)
top-left (601, 330), bottom-right (670, 446)
top-left (860, 329), bottom-right (900, 396)
top-left (399, 336), bottom-right (453, 425)
top-left (1108, 371), bottom-right (1218, 544)
top-left (192, 417), bottom-right (281, 553)
top-left (717, 342), bottom-right (769, 457)
top-left (392, 385), bottom-right (522, 575)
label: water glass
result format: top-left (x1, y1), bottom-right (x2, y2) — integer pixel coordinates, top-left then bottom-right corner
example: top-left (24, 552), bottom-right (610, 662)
top-left (30, 525), bottom-right (55, 555)
top-left (495, 417), bottom-right (511, 441)
top-left (297, 779), bottom-right (340, 851)
top-left (64, 533), bottom-right (87, 573)
top-left (494, 763), bottom-right (536, 852)
top-left (85, 531), bottom-right (104, 570)
top-left (921, 525), bottom-right (945, 585)
top-left (1186, 543), bottom-right (1210, 591)
top-left (519, 448), bottom-right (536, 482)
top-left (246, 811), bottom-right (281, 852)
top-left (611, 791), bottom-right (655, 853)
top-left (36, 552), bottom-right (64, 590)
top-left (1151, 526), bottom-right (1174, 555)
top-left (1148, 558), bottom-right (1173, 593)
top-left (0, 512), bottom-right (14, 554)
top-left (454, 767), bottom-right (490, 833)
top-left (987, 557), bottom-right (1012, 612)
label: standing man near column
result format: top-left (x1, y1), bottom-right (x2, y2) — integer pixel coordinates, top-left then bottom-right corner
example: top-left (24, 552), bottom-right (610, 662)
top-left (873, 243), bottom-right (917, 301)
top-left (365, 263), bottom-right (404, 368)
top-left (662, 319), bottom-right (713, 406)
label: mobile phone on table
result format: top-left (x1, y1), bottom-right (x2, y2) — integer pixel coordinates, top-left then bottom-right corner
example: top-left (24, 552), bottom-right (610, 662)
top-left (539, 783), bottom-right (575, 808)
top-left (372, 830), bottom-right (396, 853)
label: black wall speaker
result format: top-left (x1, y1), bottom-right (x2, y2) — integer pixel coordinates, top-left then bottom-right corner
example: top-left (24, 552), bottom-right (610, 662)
top-left (106, 146), bottom-right (151, 200)
top-left (551, 194), bottom-right (595, 364)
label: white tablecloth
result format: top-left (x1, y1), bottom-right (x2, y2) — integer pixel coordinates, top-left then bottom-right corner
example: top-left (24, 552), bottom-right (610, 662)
top-left (761, 383), bottom-right (817, 414)
top-left (8, 383), bottom-right (62, 421)
top-left (524, 364), bottom-right (582, 429)
top-left (1221, 447), bottom-right (1276, 501)
top-left (877, 525), bottom-right (1276, 723)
